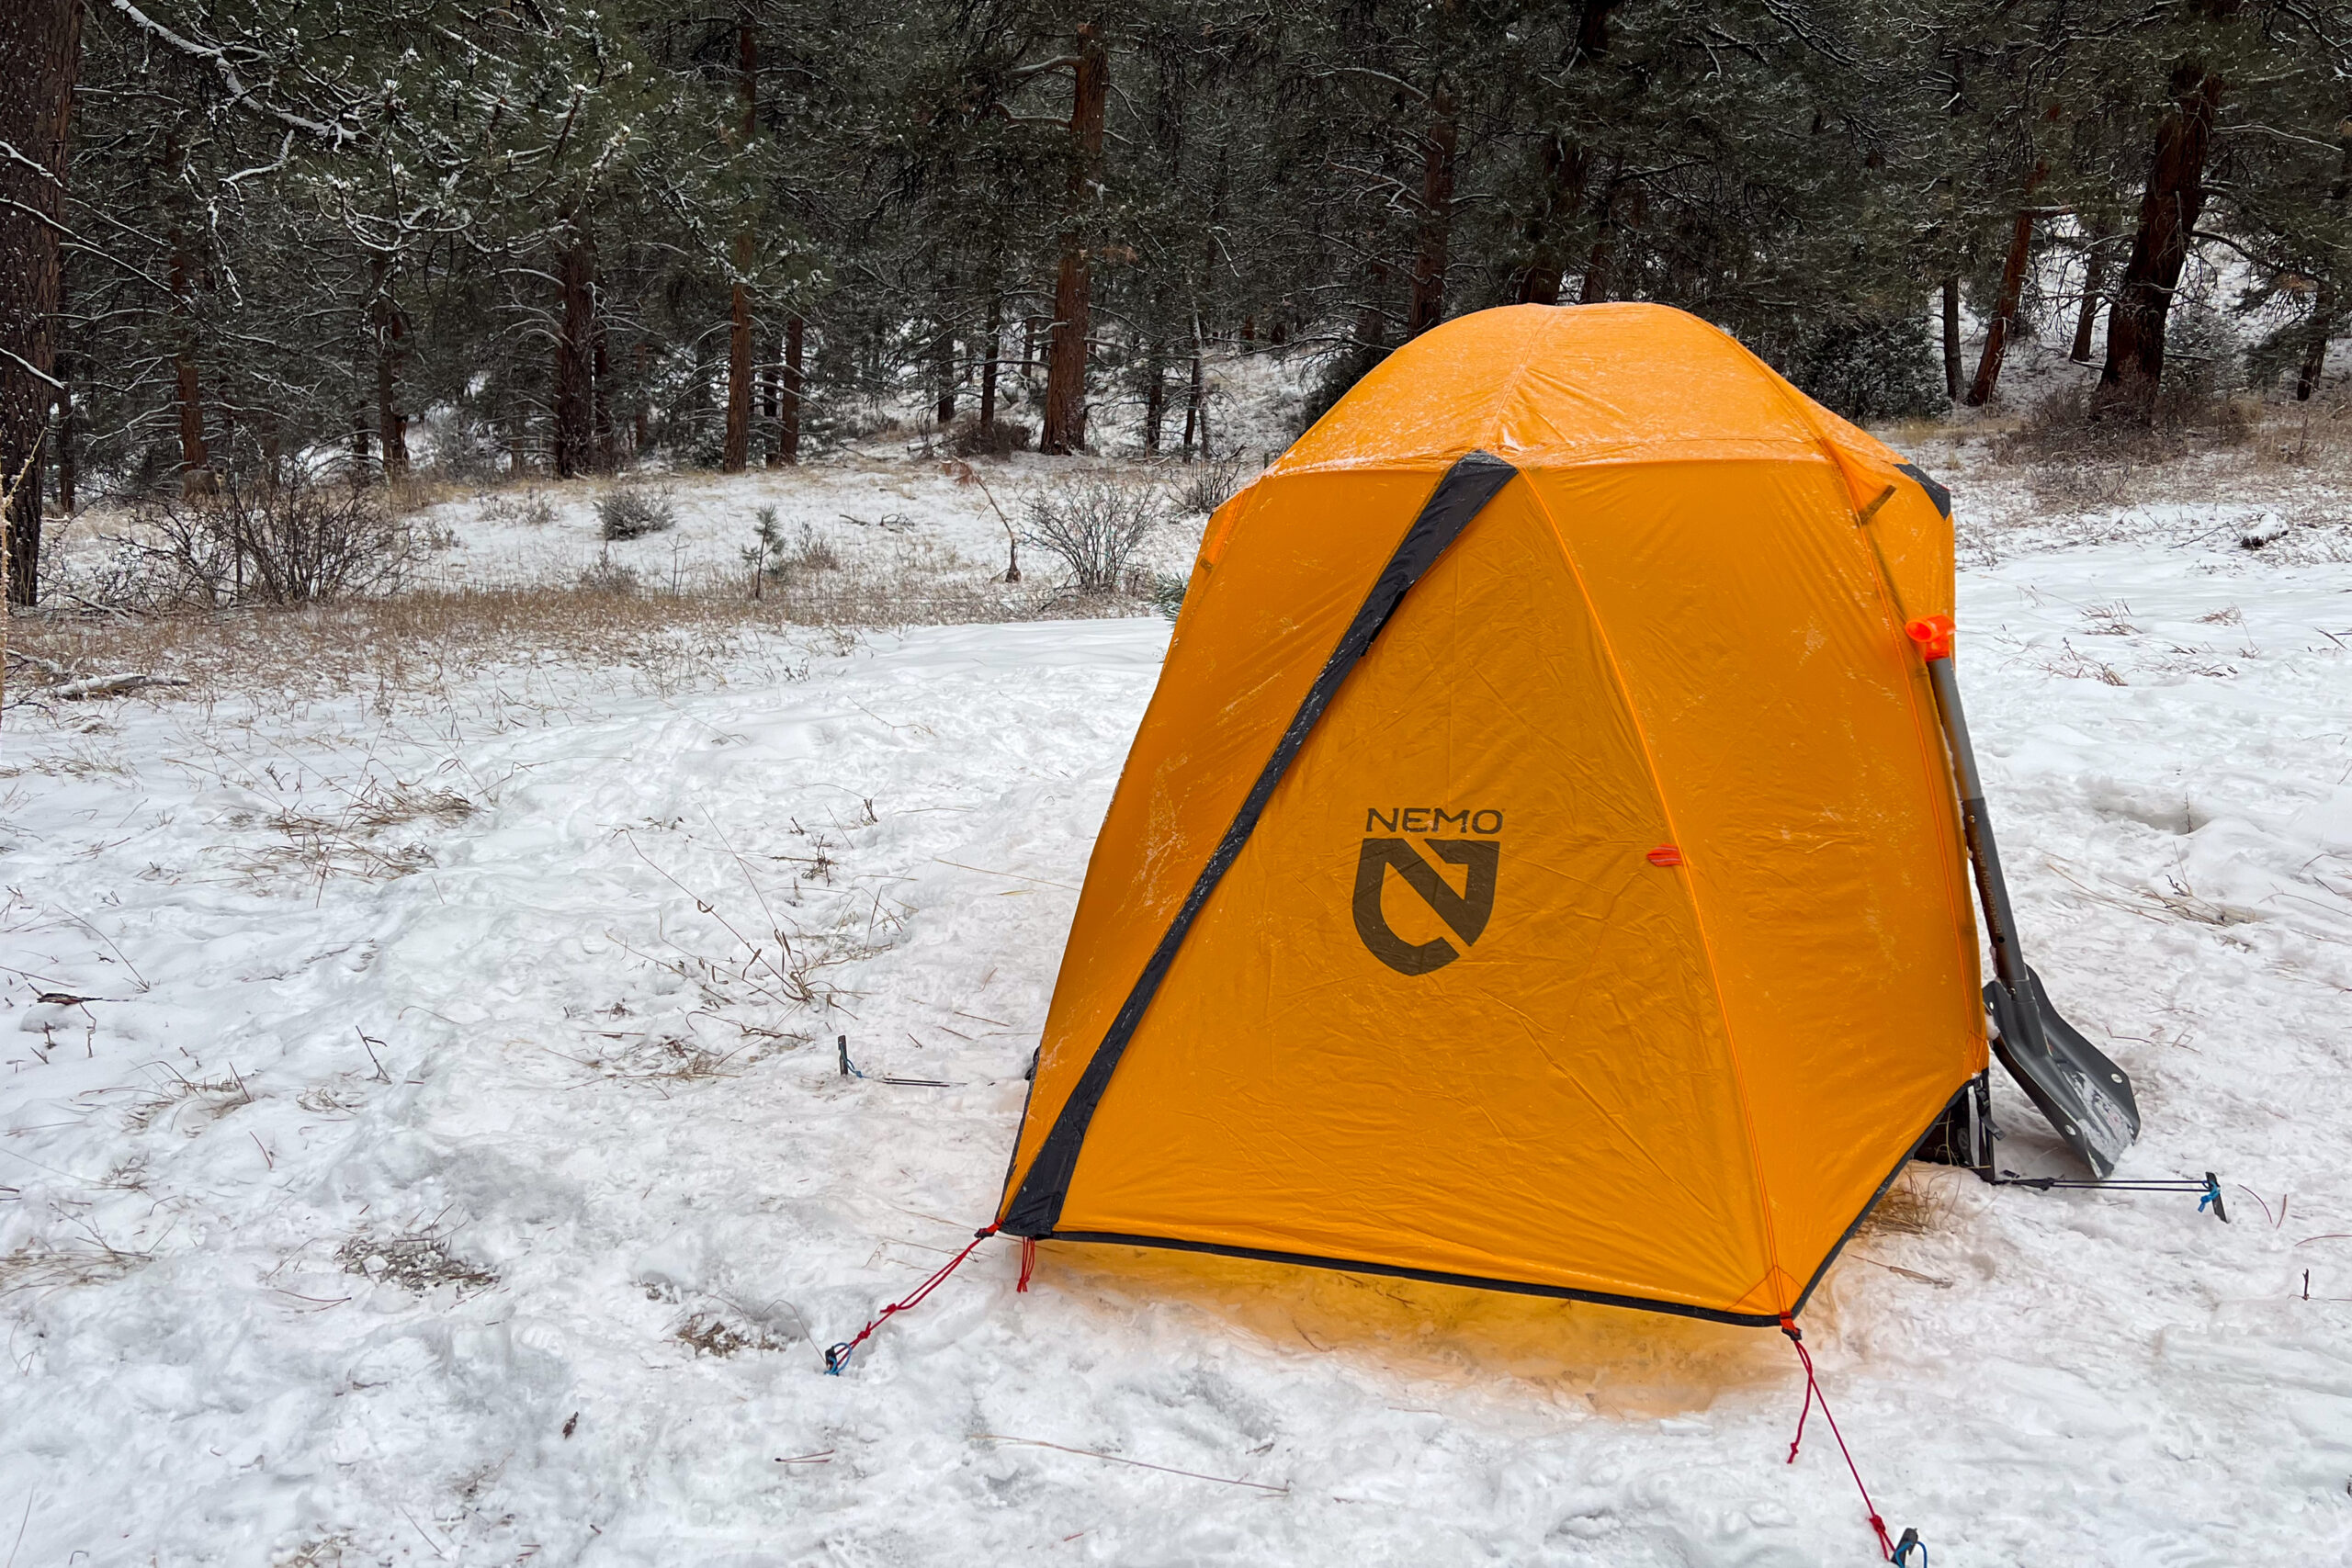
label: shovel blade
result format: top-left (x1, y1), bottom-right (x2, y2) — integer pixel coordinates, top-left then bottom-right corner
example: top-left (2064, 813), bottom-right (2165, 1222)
top-left (1984, 966), bottom-right (2141, 1179)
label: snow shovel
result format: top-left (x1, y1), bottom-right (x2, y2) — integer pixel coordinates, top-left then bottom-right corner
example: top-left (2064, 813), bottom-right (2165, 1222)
top-left (1906, 616), bottom-right (2142, 1178)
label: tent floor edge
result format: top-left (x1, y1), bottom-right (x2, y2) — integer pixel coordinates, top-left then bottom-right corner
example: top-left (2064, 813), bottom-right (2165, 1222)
top-left (1784, 1089), bottom-right (1982, 1323)
top-left (1035, 1229), bottom-right (1787, 1327)
top-left (1023, 1089), bottom-right (1970, 1331)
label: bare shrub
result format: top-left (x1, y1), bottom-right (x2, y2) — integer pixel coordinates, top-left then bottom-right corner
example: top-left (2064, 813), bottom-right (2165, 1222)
top-left (1022, 478), bottom-right (1166, 595)
top-left (481, 488), bottom-right (558, 527)
top-left (102, 482), bottom-right (413, 608)
top-left (1989, 385), bottom-right (2253, 512)
top-left (1171, 450), bottom-right (1250, 516)
top-left (950, 415), bottom-right (1034, 456)
top-left (598, 485), bottom-right (679, 540)
top-left (1994, 384), bottom-right (2250, 468)
top-left (794, 522), bottom-right (842, 571)
top-left (578, 552), bottom-right (642, 595)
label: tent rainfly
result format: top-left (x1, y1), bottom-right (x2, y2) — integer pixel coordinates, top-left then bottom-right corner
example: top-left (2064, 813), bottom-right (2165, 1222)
top-left (994, 302), bottom-right (2141, 1327)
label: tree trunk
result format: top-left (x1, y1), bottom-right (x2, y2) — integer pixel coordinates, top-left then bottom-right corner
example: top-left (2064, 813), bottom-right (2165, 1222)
top-left (1, 0), bottom-right (82, 604)
top-left (2296, 136), bottom-right (2352, 400)
top-left (777, 312), bottom-right (804, 466)
top-left (1182, 319), bottom-right (1207, 459)
top-left (52, 259), bottom-right (74, 513)
top-left (978, 294), bottom-right (1001, 432)
top-left (933, 312), bottom-right (956, 425)
top-left (1516, 133), bottom-right (1589, 305)
top-left (719, 245), bottom-right (748, 472)
top-left (2297, 279), bottom-right (2335, 400)
top-left (593, 302), bottom-right (616, 471)
top-left (1408, 88), bottom-right (1456, 337)
top-left (1353, 254), bottom-right (1389, 369)
top-left (2101, 66), bottom-right (2225, 412)
top-left (1941, 276), bottom-right (1963, 400)
top-left (630, 340), bottom-right (650, 459)
top-left (722, 13), bottom-right (758, 472)
top-left (1965, 198), bottom-right (2041, 407)
top-left (1041, 22), bottom-right (1108, 456)
top-left (170, 223), bottom-right (214, 498)
top-left (1142, 344), bottom-right (1164, 455)
top-left (2070, 239), bottom-right (2109, 363)
top-left (552, 222), bottom-right (595, 479)
top-left (369, 256), bottom-right (409, 478)
top-left (760, 330), bottom-right (779, 467)
top-left (53, 340), bottom-right (74, 514)
top-left (1580, 175), bottom-right (1637, 304)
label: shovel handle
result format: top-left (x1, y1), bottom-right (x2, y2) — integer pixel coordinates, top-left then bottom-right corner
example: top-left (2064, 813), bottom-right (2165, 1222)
top-left (1910, 626), bottom-right (2047, 1051)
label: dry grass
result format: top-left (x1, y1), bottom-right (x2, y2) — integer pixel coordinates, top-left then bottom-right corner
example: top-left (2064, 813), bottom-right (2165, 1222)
top-left (386, 469), bottom-right (492, 515)
top-left (2046, 859), bottom-right (2266, 930)
top-left (476, 488), bottom-right (559, 528)
top-left (0, 1233), bottom-right (152, 1297)
top-left (9, 587), bottom-right (818, 708)
top-left (1975, 391), bottom-right (2352, 526)
top-left (674, 1310), bottom-right (794, 1358)
top-left (2039, 640), bottom-right (2132, 685)
top-left (118, 1062), bottom-right (255, 1132)
top-left (337, 1225), bottom-right (501, 1298)
top-left (2080, 602), bottom-right (2139, 637)
top-left (222, 773), bottom-right (477, 886)
top-left (547, 1025), bottom-right (807, 1091)
top-left (1855, 1168), bottom-right (1963, 1243)
top-left (9, 567), bottom-right (1148, 715)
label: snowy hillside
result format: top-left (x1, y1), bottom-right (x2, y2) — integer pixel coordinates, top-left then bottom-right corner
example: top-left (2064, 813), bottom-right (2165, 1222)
top-left (5, 430), bottom-right (2352, 1565)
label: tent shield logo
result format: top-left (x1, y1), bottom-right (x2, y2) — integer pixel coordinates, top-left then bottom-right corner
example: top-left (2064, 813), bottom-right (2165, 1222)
top-left (1352, 836), bottom-right (1499, 975)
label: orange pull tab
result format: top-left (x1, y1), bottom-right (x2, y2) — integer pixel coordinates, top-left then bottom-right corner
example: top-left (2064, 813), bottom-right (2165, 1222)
top-left (1905, 615), bottom-right (1955, 660)
top-left (1645, 845), bottom-right (1683, 868)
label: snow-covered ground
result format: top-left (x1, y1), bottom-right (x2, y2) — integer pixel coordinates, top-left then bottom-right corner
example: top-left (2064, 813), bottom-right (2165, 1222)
top-left (5, 440), bottom-right (2352, 1565)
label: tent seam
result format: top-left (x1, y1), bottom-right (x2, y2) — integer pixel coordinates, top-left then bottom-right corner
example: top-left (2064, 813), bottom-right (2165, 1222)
top-left (1518, 476), bottom-right (1792, 1314)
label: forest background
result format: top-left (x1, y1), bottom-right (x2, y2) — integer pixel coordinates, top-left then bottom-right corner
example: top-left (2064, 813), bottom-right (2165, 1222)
top-left (5, 0), bottom-right (2351, 606)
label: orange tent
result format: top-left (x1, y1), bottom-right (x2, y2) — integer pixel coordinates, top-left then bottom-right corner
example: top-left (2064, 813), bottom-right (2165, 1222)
top-left (997, 302), bottom-right (1986, 1326)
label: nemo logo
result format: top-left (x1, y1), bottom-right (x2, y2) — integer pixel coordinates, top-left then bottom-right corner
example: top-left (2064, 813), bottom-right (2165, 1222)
top-left (1364, 807), bottom-right (1503, 836)
top-left (1353, 807), bottom-right (1500, 976)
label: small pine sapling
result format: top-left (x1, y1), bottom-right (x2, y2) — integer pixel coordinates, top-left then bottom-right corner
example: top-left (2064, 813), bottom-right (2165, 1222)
top-left (743, 505), bottom-right (790, 598)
